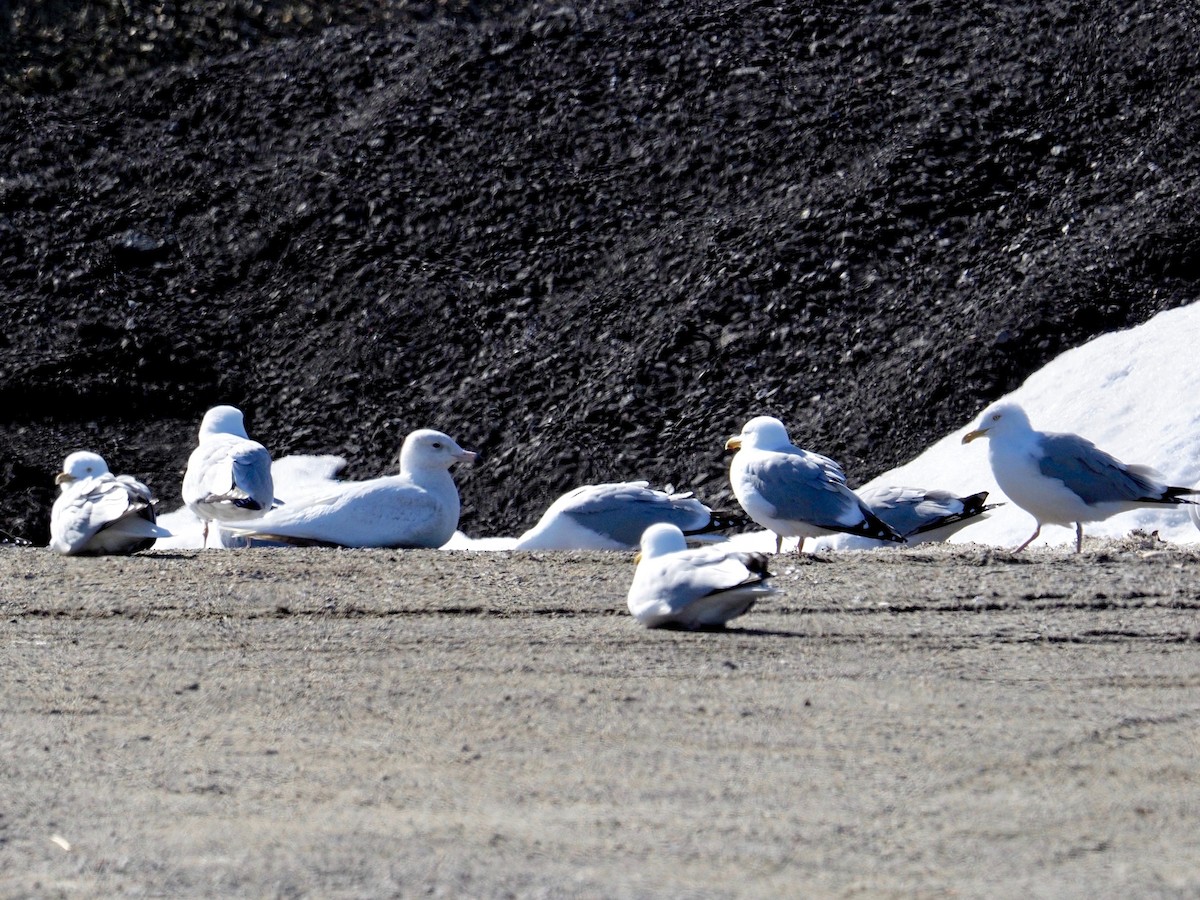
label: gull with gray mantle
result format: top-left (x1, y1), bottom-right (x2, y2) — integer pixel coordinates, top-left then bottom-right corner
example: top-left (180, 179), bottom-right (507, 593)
top-left (725, 415), bottom-right (904, 553)
top-left (182, 405), bottom-right (277, 547)
top-left (962, 401), bottom-right (1198, 552)
top-left (626, 522), bottom-right (775, 630)
top-left (512, 481), bottom-right (745, 550)
top-left (50, 451), bottom-right (172, 555)
top-left (858, 486), bottom-right (999, 544)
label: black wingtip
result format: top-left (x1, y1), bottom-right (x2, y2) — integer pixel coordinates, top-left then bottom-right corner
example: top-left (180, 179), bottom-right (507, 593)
top-left (858, 509), bottom-right (906, 543)
top-left (683, 509), bottom-right (752, 536)
top-left (1162, 486), bottom-right (1200, 504)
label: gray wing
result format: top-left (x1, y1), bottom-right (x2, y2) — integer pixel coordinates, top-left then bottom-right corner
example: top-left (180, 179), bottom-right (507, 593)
top-left (561, 483), bottom-right (711, 546)
top-left (745, 453), bottom-right (868, 529)
top-left (229, 443), bottom-right (276, 511)
top-left (1038, 434), bottom-right (1165, 504)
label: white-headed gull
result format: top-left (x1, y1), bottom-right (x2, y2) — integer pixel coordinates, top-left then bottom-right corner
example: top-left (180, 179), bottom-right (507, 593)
top-left (962, 401), bottom-right (1198, 552)
top-left (182, 405), bottom-right (276, 547)
top-left (626, 523), bottom-right (774, 629)
top-left (725, 415), bottom-right (903, 553)
top-left (225, 429), bottom-right (475, 548)
top-left (50, 451), bottom-right (171, 555)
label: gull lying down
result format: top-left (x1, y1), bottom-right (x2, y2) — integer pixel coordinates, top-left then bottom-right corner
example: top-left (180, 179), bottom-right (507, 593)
top-left (513, 481), bottom-right (746, 550)
top-left (50, 451), bottom-right (171, 555)
top-left (225, 429), bottom-right (476, 548)
top-left (627, 523), bottom-right (775, 630)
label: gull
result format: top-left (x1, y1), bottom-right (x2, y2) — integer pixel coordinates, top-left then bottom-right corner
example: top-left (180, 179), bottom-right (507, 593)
top-left (858, 486), bottom-right (998, 544)
top-left (627, 523), bottom-right (774, 629)
top-left (182, 405), bottom-right (276, 547)
top-left (962, 401), bottom-right (1198, 552)
top-left (49, 451), bottom-right (171, 555)
top-left (725, 415), bottom-right (903, 553)
top-left (225, 429), bottom-right (475, 548)
top-left (512, 481), bottom-right (746, 550)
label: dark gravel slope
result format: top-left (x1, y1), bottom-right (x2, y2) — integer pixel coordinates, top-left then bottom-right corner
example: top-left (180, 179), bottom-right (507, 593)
top-left (2, 1), bottom-right (1198, 542)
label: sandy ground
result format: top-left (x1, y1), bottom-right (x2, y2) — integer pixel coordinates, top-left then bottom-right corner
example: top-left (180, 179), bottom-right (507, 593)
top-left (3, 538), bottom-right (1200, 898)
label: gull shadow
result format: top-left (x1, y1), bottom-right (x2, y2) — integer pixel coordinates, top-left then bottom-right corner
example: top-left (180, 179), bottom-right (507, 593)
top-left (657, 623), bottom-right (811, 638)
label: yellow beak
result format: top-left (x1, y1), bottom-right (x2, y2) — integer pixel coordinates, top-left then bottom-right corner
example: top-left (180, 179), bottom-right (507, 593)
top-left (725, 436), bottom-right (743, 451)
top-left (961, 428), bottom-right (989, 444)
top-left (54, 472), bottom-right (73, 485)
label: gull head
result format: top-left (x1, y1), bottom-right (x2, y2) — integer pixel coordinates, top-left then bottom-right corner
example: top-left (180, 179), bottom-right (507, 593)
top-left (725, 415), bottom-right (791, 452)
top-left (962, 402), bottom-right (1033, 444)
top-left (56, 451), bottom-right (112, 487)
top-left (636, 522), bottom-right (689, 562)
top-left (399, 429), bottom-right (477, 473)
top-left (199, 405), bottom-right (250, 439)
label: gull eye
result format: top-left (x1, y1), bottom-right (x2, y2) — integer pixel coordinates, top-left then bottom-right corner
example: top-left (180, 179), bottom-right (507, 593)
top-left (991, 413), bottom-right (1001, 421)
top-left (432, 442), bottom-right (443, 449)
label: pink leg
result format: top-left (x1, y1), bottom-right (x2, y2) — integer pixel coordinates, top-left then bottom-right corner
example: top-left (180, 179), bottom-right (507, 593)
top-left (202, 521), bottom-right (209, 549)
top-left (774, 533), bottom-right (783, 554)
top-left (795, 537), bottom-right (806, 555)
top-left (1013, 524), bottom-right (1041, 553)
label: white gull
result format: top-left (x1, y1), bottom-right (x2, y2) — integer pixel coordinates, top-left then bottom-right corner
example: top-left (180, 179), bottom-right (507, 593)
top-left (225, 429), bottom-right (475, 548)
top-left (627, 522), bottom-right (774, 630)
top-left (50, 451), bottom-right (171, 555)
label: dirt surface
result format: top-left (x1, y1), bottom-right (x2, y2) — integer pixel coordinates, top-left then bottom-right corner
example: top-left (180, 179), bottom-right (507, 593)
top-left (4, 539), bottom-right (1200, 896)
top-left (3, 1), bottom-right (1200, 545)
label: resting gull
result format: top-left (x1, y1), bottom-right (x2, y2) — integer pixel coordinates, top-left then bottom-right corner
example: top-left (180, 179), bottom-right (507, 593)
top-left (859, 486), bottom-right (998, 544)
top-left (182, 405), bottom-right (276, 547)
top-left (626, 523), bottom-right (774, 630)
top-left (962, 401), bottom-right (1198, 552)
top-left (513, 481), bottom-right (746, 550)
top-left (225, 429), bottom-right (475, 548)
top-left (725, 416), bottom-right (903, 553)
top-left (50, 451), bottom-right (171, 555)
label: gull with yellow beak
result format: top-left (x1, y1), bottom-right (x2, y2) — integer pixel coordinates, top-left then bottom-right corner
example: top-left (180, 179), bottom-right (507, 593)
top-left (725, 415), bottom-right (903, 553)
top-left (627, 523), bottom-right (774, 629)
top-left (962, 401), bottom-right (1198, 552)
top-left (50, 451), bottom-right (171, 555)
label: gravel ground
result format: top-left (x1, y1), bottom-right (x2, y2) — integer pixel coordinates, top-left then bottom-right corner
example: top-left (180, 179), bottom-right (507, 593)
top-left (4, 539), bottom-right (1200, 897)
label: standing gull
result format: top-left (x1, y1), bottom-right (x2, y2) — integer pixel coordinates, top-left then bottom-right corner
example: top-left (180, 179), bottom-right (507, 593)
top-left (225, 429), bottom-right (475, 548)
top-left (50, 451), bottom-right (171, 555)
top-left (182, 405), bottom-right (276, 547)
top-left (725, 416), bottom-right (903, 553)
top-left (962, 401), bottom-right (1198, 552)
top-left (627, 523), bottom-right (774, 630)
top-left (513, 481), bottom-right (745, 550)
top-left (858, 486), bottom-right (998, 544)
